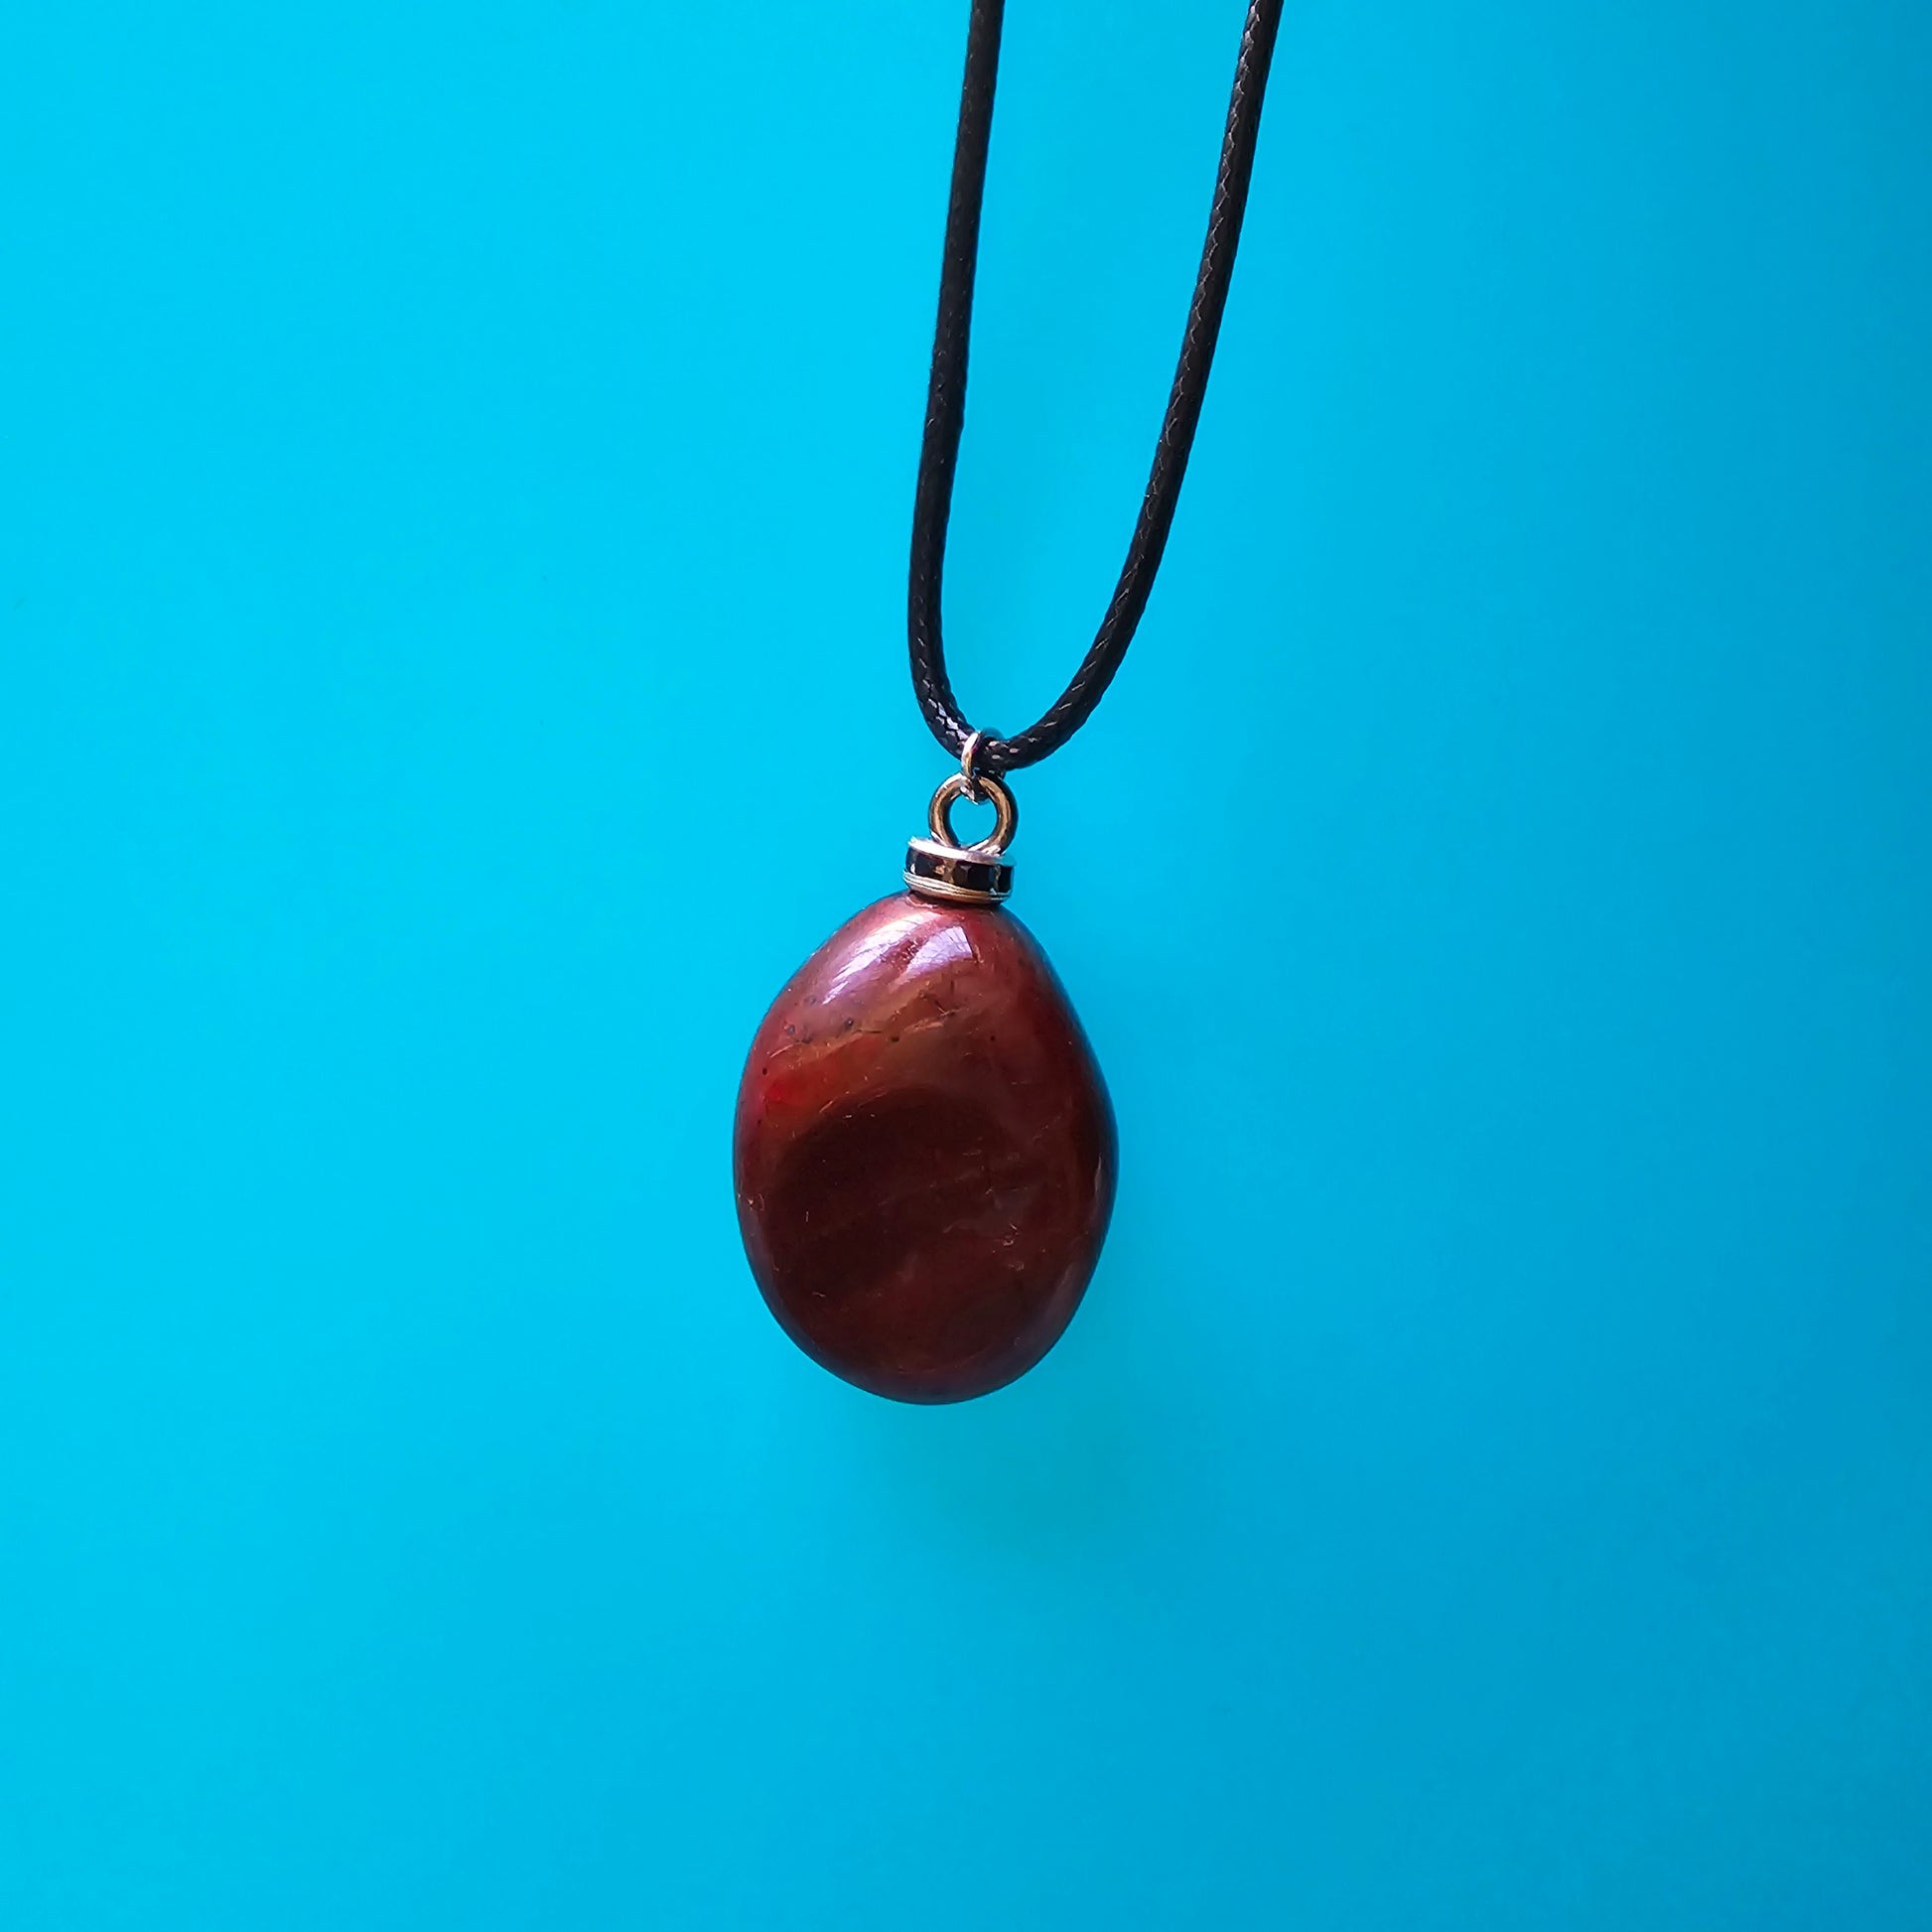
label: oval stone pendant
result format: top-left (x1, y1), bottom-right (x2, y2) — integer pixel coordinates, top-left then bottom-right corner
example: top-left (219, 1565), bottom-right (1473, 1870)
top-left (733, 772), bottom-right (1115, 1403)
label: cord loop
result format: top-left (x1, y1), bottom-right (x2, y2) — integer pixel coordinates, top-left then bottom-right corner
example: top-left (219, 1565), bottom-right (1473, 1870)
top-left (906, 0), bottom-right (1284, 772)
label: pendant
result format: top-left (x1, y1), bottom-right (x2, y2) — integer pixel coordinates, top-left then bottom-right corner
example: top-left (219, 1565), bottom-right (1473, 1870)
top-left (734, 768), bottom-right (1116, 1403)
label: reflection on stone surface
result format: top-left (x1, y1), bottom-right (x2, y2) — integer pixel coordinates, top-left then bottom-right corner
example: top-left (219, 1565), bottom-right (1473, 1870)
top-left (734, 893), bottom-right (1116, 1404)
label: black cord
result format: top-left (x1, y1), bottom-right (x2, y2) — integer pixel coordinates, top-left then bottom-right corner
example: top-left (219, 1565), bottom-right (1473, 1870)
top-left (907, 0), bottom-right (1285, 776)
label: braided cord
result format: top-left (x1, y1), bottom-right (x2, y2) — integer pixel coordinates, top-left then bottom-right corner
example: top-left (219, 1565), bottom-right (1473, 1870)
top-left (907, 0), bottom-right (1285, 774)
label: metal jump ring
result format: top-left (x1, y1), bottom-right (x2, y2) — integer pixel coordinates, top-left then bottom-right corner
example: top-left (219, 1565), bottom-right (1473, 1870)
top-left (928, 770), bottom-right (1019, 855)
top-left (959, 730), bottom-right (990, 801)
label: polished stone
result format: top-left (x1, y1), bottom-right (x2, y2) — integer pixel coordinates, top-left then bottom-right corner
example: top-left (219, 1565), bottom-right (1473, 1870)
top-left (734, 893), bottom-right (1116, 1403)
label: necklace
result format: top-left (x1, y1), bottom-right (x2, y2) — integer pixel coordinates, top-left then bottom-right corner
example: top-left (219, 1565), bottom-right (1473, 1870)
top-left (734, 0), bottom-right (1284, 1403)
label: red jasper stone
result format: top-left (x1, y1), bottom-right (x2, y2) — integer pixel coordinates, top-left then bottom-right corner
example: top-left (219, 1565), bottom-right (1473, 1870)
top-left (734, 893), bottom-right (1116, 1403)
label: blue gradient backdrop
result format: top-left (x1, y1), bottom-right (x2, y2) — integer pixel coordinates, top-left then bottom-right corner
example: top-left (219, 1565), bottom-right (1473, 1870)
top-left (3, 3), bottom-right (1929, 1926)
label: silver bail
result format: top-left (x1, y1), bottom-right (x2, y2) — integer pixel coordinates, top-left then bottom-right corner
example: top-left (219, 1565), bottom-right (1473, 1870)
top-left (903, 747), bottom-right (1018, 904)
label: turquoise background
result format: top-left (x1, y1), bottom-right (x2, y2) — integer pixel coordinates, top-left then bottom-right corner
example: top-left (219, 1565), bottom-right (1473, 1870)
top-left (3, 1), bottom-right (1929, 1925)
